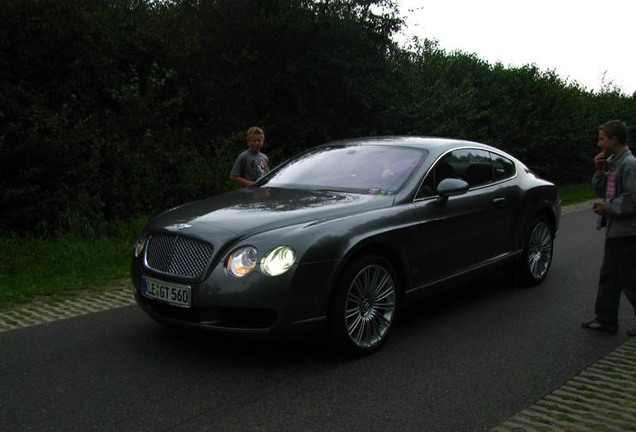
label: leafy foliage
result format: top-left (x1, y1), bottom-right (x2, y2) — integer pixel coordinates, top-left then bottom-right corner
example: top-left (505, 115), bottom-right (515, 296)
top-left (1, 0), bottom-right (635, 236)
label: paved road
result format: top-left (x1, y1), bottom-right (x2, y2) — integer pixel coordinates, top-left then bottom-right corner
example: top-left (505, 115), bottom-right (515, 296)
top-left (1, 207), bottom-right (632, 432)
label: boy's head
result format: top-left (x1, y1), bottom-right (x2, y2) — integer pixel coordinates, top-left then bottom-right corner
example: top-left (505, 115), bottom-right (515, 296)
top-left (599, 120), bottom-right (628, 145)
top-left (246, 126), bottom-right (265, 152)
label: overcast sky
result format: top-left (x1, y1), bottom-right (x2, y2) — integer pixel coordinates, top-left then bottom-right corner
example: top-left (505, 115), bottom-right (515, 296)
top-left (394, 0), bottom-right (636, 95)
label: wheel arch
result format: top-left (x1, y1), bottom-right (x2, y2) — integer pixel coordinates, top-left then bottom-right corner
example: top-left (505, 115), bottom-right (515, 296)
top-left (325, 239), bottom-right (405, 356)
top-left (328, 239), bottom-right (408, 306)
top-left (532, 205), bottom-right (558, 237)
top-left (510, 205), bottom-right (557, 286)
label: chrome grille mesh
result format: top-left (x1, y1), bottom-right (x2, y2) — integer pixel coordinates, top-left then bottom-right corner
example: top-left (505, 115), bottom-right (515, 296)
top-left (145, 235), bottom-right (214, 278)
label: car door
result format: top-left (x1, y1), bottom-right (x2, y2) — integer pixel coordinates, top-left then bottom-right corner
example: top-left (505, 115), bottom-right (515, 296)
top-left (410, 149), bottom-right (511, 287)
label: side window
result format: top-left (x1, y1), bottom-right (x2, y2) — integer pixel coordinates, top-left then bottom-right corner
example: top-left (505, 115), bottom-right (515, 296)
top-left (418, 149), bottom-right (515, 199)
top-left (417, 148), bottom-right (492, 198)
top-left (491, 153), bottom-right (516, 181)
top-left (453, 149), bottom-right (493, 188)
top-left (418, 152), bottom-right (459, 198)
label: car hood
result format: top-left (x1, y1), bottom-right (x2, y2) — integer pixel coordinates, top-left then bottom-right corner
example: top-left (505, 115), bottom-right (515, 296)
top-left (147, 187), bottom-right (395, 239)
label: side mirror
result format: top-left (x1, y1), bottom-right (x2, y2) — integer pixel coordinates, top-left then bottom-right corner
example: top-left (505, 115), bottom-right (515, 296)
top-left (436, 178), bottom-right (469, 205)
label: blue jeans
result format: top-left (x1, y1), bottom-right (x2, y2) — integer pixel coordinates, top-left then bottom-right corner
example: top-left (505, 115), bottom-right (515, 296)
top-left (596, 236), bottom-right (636, 326)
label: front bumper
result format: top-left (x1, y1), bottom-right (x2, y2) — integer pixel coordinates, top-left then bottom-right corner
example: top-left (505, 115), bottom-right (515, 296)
top-left (132, 258), bottom-right (340, 335)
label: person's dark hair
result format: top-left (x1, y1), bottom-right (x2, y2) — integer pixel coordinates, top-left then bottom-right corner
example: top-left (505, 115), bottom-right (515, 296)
top-left (599, 120), bottom-right (628, 145)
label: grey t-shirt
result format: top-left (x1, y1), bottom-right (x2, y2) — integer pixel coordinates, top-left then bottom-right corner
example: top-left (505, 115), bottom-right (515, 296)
top-left (230, 150), bottom-right (270, 182)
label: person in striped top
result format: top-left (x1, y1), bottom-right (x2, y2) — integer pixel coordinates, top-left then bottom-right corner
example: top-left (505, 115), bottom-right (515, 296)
top-left (583, 120), bottom-right (636, 336)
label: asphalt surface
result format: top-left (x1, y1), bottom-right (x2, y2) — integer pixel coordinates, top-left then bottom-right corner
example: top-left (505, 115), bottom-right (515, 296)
top-left (1, 203), bottom-right (635, 431)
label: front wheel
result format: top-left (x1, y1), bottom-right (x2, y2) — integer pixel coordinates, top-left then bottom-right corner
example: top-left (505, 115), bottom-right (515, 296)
top-left (328, 255), bottom-right (399, 356)
top-left (508, 216), bottom-right (554, 286)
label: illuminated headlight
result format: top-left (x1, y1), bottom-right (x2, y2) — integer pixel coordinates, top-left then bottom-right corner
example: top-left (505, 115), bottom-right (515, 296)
top-left (134, 234), bottom-right (148, 258)
top-left (227, 246), bottom-right (258, 277)
top-left (261, 246), bottom-right (296, 276)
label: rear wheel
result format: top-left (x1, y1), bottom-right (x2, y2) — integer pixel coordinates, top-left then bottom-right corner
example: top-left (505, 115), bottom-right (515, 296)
top-left (328, 255), bottom-right (399, 356)
top-left (509, 215), bottom-right (554, 285)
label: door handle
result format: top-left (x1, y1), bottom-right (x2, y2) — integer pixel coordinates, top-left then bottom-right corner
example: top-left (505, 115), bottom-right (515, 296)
top-left (493, 197), bottom-right (506, 206)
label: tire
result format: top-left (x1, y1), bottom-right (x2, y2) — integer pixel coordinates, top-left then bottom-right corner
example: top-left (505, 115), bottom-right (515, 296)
top-left (510, 215), bottom-right (554, 286)
top-left (328, 255), bottom-right (399, 356)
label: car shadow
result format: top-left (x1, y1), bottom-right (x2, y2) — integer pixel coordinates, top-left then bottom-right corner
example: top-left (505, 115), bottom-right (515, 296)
top-left (397, 270), bottom-right (514, 326)
top-left (129, 315), bottom-right (345, 366)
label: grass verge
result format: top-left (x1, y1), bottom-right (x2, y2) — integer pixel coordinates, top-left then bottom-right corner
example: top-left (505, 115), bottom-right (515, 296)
top-left (0, 184), bottom-right (596, 310)
top-left (558, 182), bottom-right (595, 206)
top-left (0, 218), bottom-right (146, 309)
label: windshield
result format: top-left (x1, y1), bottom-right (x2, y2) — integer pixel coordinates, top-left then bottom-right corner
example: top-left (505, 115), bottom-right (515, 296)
top-left (261, 145), bottom-right (427, 194)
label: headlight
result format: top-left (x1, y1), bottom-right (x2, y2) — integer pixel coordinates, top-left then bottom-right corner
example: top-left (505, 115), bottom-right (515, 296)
top-left (227, 246), bottom-right (258, 277)
top-left (261, 246), bottom-right (296, 276)
top-left (134, 234), bottom-right (148, 258)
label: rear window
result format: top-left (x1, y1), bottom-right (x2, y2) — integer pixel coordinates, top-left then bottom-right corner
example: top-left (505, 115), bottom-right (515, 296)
top-left (492, 153), bottom-right (516, 180)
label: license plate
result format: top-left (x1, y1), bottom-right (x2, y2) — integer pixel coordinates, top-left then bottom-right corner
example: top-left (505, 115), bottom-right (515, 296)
top-left (142, 277), bottom-right (191, 308)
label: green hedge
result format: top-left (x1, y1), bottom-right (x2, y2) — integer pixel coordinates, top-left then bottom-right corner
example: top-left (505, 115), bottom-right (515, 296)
top-left (1, 0), bottom-right (635, 236)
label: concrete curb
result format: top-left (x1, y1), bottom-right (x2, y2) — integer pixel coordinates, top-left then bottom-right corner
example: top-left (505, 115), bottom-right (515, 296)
top-left (0, 287), bottom-right (135, 332)
top-left (491, 338), bottom-right (636, 431)
top-left (561, 199), bottom-right (596, 215)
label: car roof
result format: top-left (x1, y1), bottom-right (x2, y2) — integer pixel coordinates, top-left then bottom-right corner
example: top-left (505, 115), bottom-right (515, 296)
top-left (324, 136), bottom-right (492, 152)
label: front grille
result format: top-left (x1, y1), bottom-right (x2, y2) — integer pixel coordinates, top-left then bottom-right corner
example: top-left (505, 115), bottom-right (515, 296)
top-left (145, 234), bottom-right (214, 279)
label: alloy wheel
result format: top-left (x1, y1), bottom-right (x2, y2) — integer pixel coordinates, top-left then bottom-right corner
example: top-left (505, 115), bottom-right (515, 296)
top-left (344, 264), bottom-right (397, 349)
top-left (527, 221), bottom-right (553, 280)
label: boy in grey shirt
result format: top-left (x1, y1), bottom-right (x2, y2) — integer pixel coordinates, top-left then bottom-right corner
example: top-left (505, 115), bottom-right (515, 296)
top-left (230, 126), bottom-right (270, 186)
